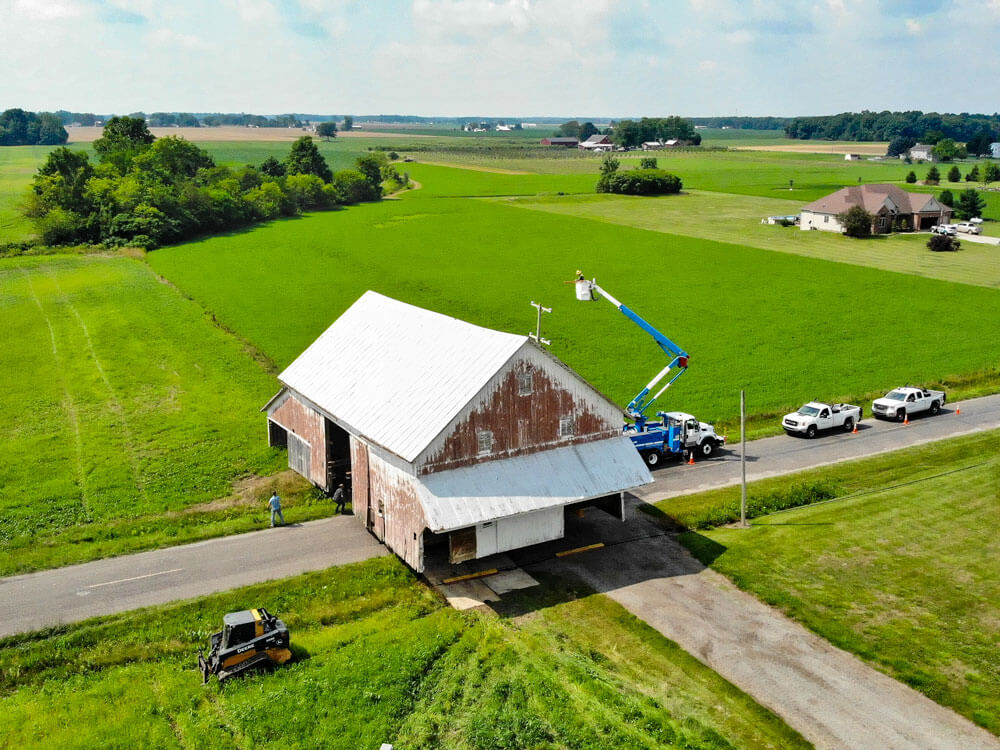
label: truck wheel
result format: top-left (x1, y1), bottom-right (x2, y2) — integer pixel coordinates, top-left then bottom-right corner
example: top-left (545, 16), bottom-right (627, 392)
top-left (806, 425), bottom-right (817, 439)
top-left (843, 417), bottom-right (854, 433)
top-left (896, 409), bottom-right (906, 423)
top-left (930, 401), bottom-right (940, 415)
top-left (643, 451), bottom-right (660, 468)
top-left (698, 441), bottom-right (715, 458)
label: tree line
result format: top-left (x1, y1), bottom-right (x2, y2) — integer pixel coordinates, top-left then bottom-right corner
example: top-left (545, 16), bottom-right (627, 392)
top-left (785, 110), bottom-right (1000, 146)
top-left (23, 117), bottom-right (406, 250)
top-left (0, 109), bottom-right (68, 146)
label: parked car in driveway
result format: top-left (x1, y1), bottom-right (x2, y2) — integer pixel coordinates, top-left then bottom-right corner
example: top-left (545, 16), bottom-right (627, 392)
top-left (782, 402), bottom-right (862, 438)
top-left (930, 224), bottom-right (957, 236)
top-left (955, 222), bottom-right (982, 235)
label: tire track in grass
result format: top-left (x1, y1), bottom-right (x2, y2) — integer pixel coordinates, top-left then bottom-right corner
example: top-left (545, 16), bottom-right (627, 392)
top-left (44, 264), bottom-right (150, 510)
top-left (22, 269), bottom-right (91, 521)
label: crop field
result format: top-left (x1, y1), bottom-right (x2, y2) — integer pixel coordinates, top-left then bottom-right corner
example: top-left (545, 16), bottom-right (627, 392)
top-left (148, 164), bottom-right (1000, 439)
top-left (0, 555), bottom-right (808, 749)
top-left (678, 428), bottom-right (1000, 734)
top-left (0, 254), bottom-right (339, 575)
top-left (506, 190), bottom-right (1000, 288)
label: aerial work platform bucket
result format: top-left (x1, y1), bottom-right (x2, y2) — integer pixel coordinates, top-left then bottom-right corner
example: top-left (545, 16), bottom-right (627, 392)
top-left (575, 279), bottom-right (595, 301)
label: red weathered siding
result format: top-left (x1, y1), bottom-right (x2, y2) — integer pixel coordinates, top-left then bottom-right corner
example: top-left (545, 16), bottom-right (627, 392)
top-left (269, 392), bottom-right (328, 489)
top-left (419, 357), bottom-right (619, 475)
top-left (351, 437), bottom-right (426, 571)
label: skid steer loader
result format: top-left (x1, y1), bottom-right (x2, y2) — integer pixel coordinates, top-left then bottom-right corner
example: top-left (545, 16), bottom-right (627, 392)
top-left (198, 608), bottom-right (292, 684)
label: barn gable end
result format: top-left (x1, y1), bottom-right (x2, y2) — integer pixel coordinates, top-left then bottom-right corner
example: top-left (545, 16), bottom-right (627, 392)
top-left (417, 342), bottom-right (622, 475)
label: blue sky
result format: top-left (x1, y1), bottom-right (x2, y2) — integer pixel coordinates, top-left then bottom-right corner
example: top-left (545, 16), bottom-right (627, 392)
top-left (3, 0), bottom-right (999, 117)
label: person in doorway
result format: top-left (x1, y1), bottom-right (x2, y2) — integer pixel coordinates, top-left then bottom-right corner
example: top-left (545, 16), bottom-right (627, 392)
top-left (332, 483), bottom-right (347, 514)
top-left (268, 491), bottom-right (285, 527)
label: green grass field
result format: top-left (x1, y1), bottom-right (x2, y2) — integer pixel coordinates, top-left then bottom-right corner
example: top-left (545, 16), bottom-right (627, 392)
top-left (0, 254), bottom-right (340, 575)
top-left (507, 190), bottom-right (1000, 288)
top-left (148, 168), bottom-right (1000, 439)
top-left (0, 556), bottom-right (809, 749)
top-left (677, 429), bottom-right (1000, 734)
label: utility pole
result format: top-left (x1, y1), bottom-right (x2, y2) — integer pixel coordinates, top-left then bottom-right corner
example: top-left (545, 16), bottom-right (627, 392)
top-left (740, 389), bottom-right (748, 528)
top-left (529, 301), bottom-right (551, 346)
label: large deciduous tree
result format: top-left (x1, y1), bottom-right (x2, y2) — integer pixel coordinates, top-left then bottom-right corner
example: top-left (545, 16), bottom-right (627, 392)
top-left (285, 136), bottom-right (333, 182)
top-left (92, 116), bottom-right (155, 172)
top-left (316, 121), bottom-right (338, 140)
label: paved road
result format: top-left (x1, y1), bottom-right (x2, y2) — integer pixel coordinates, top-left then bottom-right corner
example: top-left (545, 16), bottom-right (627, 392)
top-left (635, 393), bottom-right (1000, 503)
top-left (0, 516), bottom-right (385, 638)
top-left (541, 529), bottom-right (1000, 750)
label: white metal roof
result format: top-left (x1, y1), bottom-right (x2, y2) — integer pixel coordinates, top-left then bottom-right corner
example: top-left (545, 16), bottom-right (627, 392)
top-left (417, 437), bottom-right (652, 532)
top-left (279, 291), bottom-right (528, 462)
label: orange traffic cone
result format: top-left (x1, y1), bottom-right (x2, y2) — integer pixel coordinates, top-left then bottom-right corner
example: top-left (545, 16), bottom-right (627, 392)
top-left (956, 406), bottom-right (961, 415)
top-left (851, 423), bottom-right (858, 434)
top-left (687, 453), bottom-right (695, 465)
top-left (903, 415), bottom-right (909, 425)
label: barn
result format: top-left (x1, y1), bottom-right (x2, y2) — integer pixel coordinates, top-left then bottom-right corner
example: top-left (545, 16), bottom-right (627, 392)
top-left (264, 291), bottom-right (652, 572)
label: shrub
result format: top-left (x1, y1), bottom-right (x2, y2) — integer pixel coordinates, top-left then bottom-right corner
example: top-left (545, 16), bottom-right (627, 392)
top-left (947, 165), bottom-right (961, 183)
top-left (836, 204), bottom-right (874, 238)
top-left (596, 168), bottom-right (682, 196)
top-left (687, 483), bottom-right (838, 529)
top-left (905, 171), bottom-right (917, 184)
top-left (332, 169), bottom-right (375, 204)
top-left (640, 157), bottom-right (658, 169)
top-left (925, 166), bottom-right (940, 185)
top-left (966, 165), bottom-right (979, 182)
top-left (927, 234), bottom-right (960, 252)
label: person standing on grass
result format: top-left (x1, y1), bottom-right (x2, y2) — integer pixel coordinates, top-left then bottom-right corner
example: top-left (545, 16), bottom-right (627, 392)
top-left (268, 491), bottom-right (285, 527)
top-left (333, 483), bottom-right (347, 514)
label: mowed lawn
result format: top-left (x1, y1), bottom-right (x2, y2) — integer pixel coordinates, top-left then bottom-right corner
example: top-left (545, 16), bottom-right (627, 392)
top-left (507, 190), bottom-right (1000, 288)
top-left (0, 254), bottom-right (334, 575)
top-left (680, 431), bottom-right (1000, 734)
top-left (149, 170), bottom-right (1000, 435)
top-left (0, 556), bottom-right (809, 750)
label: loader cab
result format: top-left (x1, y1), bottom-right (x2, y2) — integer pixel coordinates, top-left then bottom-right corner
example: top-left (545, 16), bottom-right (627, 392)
top-left (222, 610), bottom-right (261, 648)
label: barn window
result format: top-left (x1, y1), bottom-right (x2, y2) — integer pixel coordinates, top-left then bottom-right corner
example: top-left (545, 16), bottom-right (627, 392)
top-left (518, 370), bottom-right (533, 396)
top-left (559, 416), bottom-right (575, 437)
top-left (477, 430), bottom-right (494, 455)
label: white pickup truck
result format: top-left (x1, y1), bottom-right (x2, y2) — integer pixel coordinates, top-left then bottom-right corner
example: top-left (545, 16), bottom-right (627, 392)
top-left (872, 386), bottom-right (946, 421)
top-left (782, 401), bottom-right (862, 438)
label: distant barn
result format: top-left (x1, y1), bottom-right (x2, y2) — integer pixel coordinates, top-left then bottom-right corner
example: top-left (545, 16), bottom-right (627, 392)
top-left (541, 137), bottom-right (580, 147)
top-left (264, 292), bottom-right (651, 571)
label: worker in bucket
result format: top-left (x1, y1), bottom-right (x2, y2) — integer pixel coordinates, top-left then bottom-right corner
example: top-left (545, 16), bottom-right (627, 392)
top-left (267, 491), bottom-right (285, 527)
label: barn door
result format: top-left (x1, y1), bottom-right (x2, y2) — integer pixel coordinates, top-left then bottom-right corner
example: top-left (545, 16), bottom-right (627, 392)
top-left (449, 528), bottom-right (476, 564)
top-left (287, 433), bottom-right (311, 478)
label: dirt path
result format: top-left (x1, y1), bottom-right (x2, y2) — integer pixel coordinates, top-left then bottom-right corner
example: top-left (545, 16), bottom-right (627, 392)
top-left (541, 534), bottom-right (999, 750)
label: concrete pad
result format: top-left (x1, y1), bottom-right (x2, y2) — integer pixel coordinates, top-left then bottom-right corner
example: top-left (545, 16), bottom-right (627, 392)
top-left (438, 578), bottom-right (500, 610)
top-left (483, 568), bottom-right (539, 595)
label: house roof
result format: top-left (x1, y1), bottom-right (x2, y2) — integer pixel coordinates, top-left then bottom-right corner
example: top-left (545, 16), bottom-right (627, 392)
top-left (417, 437), bottom-right (651, 532)
top-left (801, 184), bottom-right (946, 216)
top-left (279, 291), bottom-right (528, 462)
top-left (582, 134), bottom-right (611, 144)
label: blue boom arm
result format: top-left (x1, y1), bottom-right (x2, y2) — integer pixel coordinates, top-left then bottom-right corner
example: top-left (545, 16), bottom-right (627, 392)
top-left (585, 280), bottom-right (689, 421)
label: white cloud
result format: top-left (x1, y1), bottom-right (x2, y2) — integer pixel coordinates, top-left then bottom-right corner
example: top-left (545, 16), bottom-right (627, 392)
top-left (698, 59), bottom-right (718, 72)
top-left (11, 0), bottom-right (85, 21)
top-left (905, 18), bottom-right (923, 34)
